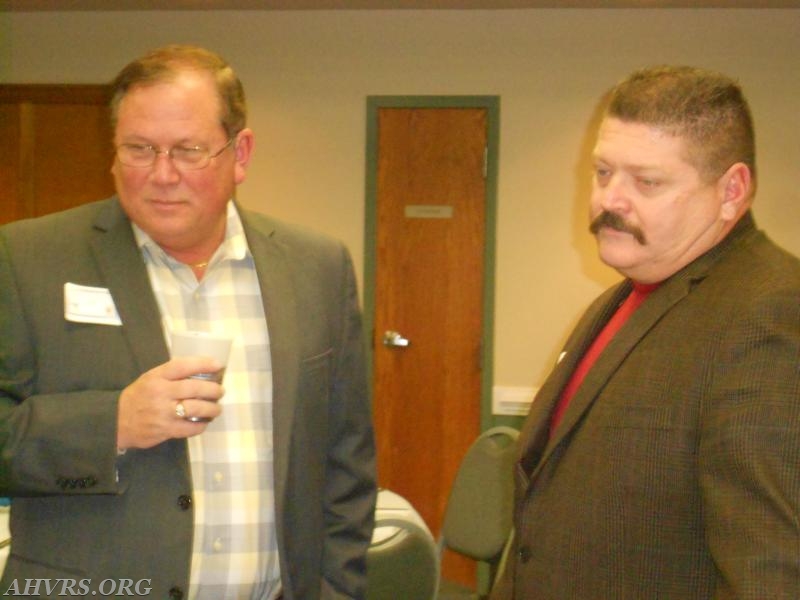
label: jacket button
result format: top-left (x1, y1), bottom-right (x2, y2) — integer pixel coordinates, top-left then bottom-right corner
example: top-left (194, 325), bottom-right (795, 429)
top-left (168, 587), bottom-right (184, 599)
top-left (177, 495), bottom-right (192, 511)
top-left (518, 545), bottom-right (532, 563)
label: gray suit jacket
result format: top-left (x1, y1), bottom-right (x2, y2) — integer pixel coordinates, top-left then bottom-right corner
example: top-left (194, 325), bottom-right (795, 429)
top-left (0, 198), bottom-right (376, 600)
top-left (493, 213), bottom-right (800, 599)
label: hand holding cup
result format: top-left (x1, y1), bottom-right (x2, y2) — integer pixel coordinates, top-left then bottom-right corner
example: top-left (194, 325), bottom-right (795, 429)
top-left (170, 330), bottom-right (232, 422)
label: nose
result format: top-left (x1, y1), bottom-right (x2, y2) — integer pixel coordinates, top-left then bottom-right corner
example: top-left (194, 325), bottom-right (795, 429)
top-left (593, 172), bottom-right (630, 214)
top-left (150, 151), bottom-right (182, 184)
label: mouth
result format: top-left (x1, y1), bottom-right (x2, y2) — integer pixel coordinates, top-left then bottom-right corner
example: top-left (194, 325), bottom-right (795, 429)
top-left (149, 198), bottom-right (188, 208)
top-left (589, 211), bottom-right (646, 245)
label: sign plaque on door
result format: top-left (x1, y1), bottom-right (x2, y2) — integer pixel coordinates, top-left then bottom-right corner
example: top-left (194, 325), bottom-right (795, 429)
top-left (404, 205), bottom-right (454, 219)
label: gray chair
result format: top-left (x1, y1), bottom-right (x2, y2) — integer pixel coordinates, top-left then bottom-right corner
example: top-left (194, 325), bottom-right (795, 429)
top-left (367, 489), bottom-right (439, 600)
top-left (437, 426), bottom-right (519, 599)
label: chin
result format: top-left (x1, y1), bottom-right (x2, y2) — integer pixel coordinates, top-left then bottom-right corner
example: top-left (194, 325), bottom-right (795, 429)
top-left (597, 245), bottom-right (642, 274)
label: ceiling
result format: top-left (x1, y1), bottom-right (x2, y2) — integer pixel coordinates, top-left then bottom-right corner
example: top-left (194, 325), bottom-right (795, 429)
top-left (3, 0), bottom-right (799, 10)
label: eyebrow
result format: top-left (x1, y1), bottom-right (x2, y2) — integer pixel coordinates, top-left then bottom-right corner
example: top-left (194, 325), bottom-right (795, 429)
top-left (592, 155), bottom-right (665, 174)
top-left (117, 136), bottom-right (205, 148)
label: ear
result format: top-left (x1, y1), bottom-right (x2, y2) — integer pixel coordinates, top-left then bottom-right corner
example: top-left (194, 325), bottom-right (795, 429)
top-left (233, 128), bottom-right (255, 184)
top-left (716, 162), bottom-right (753, 222)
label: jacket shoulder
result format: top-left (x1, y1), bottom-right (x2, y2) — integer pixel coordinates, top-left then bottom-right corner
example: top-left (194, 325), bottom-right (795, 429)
top-left (1, 198), bottom-right (121, 239)
top-left (239, 208), bottom-right (346, 255)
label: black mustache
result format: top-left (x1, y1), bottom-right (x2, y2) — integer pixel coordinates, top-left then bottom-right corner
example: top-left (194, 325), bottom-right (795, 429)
top-left (589, 211), bottom-right (646, 245)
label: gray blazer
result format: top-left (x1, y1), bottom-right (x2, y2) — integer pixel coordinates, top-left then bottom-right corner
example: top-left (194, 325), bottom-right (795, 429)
top-left (492, 212), bottom-right (800, 599)
top-left (0, 198), bottom-right (376, 600)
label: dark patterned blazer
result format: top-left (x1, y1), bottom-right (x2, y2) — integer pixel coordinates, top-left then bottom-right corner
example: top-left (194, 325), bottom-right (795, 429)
top-left (492, 212), bottom-right (800, 599)
top-left (0, 197), bottom-right (376, 600)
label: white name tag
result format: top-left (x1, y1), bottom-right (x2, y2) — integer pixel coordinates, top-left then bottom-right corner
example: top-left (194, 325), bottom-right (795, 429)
top-left (64, 283), bottom-right (122, 326)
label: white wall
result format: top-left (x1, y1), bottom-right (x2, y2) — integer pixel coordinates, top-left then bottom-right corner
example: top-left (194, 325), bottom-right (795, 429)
top-left (2, 8), bottom-right (798, 393)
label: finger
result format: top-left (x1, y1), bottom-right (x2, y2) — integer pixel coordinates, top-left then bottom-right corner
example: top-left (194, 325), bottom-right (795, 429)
top-left (118, 366), bottom-right (222, 450)
top-left (173, 378), bottom-right (225, 402)
top-left (173, 399), bottom-right (223, 424)
top-left (171, 417), bottom-right (212, 438)
top-left (161, 356), bottom-right (224, 381)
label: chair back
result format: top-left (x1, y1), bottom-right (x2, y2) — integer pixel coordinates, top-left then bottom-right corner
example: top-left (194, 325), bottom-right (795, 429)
top-left (367, 489), bottom-right (439, 600)
top-left (440, 426), bottom-right (519, 563)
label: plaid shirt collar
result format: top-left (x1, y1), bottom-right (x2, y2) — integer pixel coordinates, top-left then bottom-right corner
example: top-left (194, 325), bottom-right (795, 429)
top-left (131, 200), bottom-right (250, 268)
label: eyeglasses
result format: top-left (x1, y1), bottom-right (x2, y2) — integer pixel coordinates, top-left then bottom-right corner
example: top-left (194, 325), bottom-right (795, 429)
top-left (115, 138), bottom-right (234, 171)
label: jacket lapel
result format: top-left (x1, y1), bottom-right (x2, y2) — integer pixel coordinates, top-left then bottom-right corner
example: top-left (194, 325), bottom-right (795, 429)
top-left (516, 282), bottom-right (629, 485)
top-left (519, 207), bottom-right (769, 486)
top-left (88, 199), bottom-right (169, 373)
top-left (525, 268), bottom-right (710, 486)
top-left (239, 209), bottom-right (298, 514)
top-left (545, 280), bottom-right (690, 453)
top-left (542, 213), bottom-right (761, 461)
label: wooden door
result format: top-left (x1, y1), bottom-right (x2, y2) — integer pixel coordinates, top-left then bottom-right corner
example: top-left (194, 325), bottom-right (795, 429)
top-left (371, 105), bottom-right (489, 586)
top-left (0, 85), bottom-right (115, 224)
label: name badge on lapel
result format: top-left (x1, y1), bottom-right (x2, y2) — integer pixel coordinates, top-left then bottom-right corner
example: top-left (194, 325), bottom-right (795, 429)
top-left (64, 282), bottom-right (122, 326)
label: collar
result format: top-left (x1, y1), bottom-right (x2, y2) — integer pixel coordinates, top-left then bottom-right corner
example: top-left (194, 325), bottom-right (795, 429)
top-left (132, 200), bottom-right (251, 268)
top-left (623, 211), bottom-right (759, 298)
top-left (668, 210), bottom-right (758, 286)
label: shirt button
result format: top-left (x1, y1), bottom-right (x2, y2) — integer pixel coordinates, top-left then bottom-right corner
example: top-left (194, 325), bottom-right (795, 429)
top-left (518, 545), bottom-right (532, 563)
top-left (213, 538), bottom-right (224, 552)
top-left (177, 494), bottom-right (192, 511)
top-left (213, 471), bottom-right (224, 485)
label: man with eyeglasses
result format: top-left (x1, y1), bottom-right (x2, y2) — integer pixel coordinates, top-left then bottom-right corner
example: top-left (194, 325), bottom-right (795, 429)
top-left (0, 45), bottom-right (376, 600)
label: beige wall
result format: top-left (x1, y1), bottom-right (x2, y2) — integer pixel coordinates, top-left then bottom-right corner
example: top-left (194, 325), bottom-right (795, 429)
top-left (2, 8), bottom-right (798, 396)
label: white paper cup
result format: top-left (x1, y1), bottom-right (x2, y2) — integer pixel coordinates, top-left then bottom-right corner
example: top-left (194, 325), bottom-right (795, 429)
top-left (170, 330), bottom-right (232, 384)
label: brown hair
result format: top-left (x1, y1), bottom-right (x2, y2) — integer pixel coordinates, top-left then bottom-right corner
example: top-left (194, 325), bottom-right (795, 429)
top-left (110, 44), bottom-right (247, 139)
top-left (605, 65), bottom-right (756, 185)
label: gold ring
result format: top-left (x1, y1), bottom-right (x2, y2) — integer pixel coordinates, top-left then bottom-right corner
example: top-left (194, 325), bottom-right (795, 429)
top-left (175, 401), bottom-right (187, 419)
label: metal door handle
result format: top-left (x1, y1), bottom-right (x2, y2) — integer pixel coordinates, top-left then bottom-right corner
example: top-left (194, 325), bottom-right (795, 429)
top-left (383, 330), bottom-right (410, 347)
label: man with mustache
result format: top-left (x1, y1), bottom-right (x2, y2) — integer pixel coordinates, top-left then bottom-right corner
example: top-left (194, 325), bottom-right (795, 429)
top-left (492, 66), bottom-right (800, 599)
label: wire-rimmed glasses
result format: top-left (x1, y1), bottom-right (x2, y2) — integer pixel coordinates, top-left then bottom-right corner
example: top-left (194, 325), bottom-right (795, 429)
top-left (115, 138), bottom-right (234, 171)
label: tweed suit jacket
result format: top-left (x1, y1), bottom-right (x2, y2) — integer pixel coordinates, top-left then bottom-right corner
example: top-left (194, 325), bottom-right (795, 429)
top-left (0, 197), bottom-right (376, 600)
top-left (492, 212), bottom-right (800, 599)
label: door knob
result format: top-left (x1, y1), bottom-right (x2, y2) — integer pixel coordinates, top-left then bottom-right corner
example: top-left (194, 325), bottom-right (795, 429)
top-left (383, 330), bottom-right (410, 347)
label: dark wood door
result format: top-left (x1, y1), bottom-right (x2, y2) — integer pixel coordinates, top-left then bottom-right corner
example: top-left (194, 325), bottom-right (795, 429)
top-left (0, 84), bottom-right (115, 224)
top-left (372, 106), bottom-right (487, 586)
